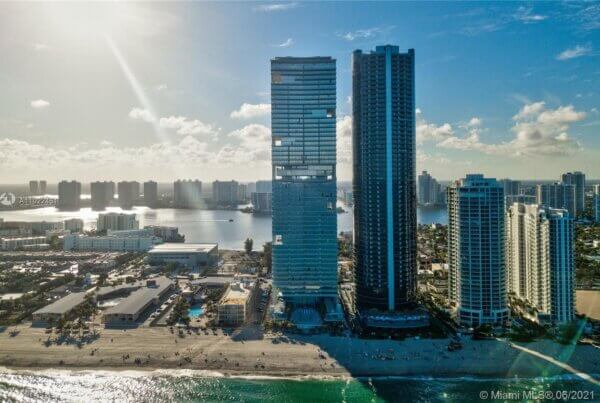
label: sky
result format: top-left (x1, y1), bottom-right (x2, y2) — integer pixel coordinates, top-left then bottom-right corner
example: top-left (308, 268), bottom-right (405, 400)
top-left (0, 1), bottom-right (598, 183)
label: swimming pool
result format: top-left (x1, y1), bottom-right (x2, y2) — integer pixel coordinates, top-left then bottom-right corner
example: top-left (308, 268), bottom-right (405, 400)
top-left (188, 305), bottom-right (204, 318)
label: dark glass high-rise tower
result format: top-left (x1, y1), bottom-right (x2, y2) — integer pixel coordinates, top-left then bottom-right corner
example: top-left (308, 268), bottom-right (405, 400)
top-left (352, 46), bottom-right (417, 312)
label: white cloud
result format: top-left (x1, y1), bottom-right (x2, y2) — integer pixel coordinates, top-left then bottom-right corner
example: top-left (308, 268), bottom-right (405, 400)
top-left (416, 109), bottom-right (454, 144)
top-left (556, 44), bottom-right (592, 61)
top-left (467, 117), bottom-right (482, 127)
top-left (255, 2), bottom-right (298, 12)
top-left (434, 102), bottom-right (586, 156)
top-left (336, 115), bottom-right (352, 164)
top-left (129, 107), bottom-right (219, 137)
top-left (275, 38), bottom-right (294, 48)
top-left (512, 101), bottom-right (545, 120)
top-left (128, 107), bottom-right (156, 123)
top-left (205, 124), bottom-right (272, 166)
top-left (514, 6), bottom-right (548, 23)
top-left (338, 27), bottom-right (390, 41)
top-left (230, 103), bottom-right (271, 119)
top-left (30, 99), bottom-right (50, 109)
top-left (0, 136), bottom-right (211, 172)
top-left (159, 116), bottom-right (219, 136)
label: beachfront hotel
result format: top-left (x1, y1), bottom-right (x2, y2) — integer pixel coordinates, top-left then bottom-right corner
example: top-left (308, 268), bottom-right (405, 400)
top-left (270, 56), bottom-right (339, 322)
top-left (352, 46), bottom-right (417, 314)
top-left (448, 174), bottom-right (509, 326)
top-left (506, 204), bottom-right (575, 324)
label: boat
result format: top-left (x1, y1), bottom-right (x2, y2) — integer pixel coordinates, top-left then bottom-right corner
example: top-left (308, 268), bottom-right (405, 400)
top-left (228, 219), bottom-right (234, 222)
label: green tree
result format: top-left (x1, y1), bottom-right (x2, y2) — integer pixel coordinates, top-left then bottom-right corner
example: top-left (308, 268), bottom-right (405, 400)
top-left (97, 273), bottom-right (108, 286)
top-left (262, 242), bottom-right (272, 272)
top-left (244, 238), bottom-right (254, 254)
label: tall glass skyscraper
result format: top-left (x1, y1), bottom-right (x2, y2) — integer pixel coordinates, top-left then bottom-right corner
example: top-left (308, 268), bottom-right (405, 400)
top-left (352, 46), bottom-right (417, 312)
top-left (561, 171), bottom-right (585, 216)
top-left (271, 57), bottom-right (338, 307)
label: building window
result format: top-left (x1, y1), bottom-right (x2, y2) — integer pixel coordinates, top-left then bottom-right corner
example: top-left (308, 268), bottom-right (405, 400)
top-left (326, 108), bottom-right (335, 118)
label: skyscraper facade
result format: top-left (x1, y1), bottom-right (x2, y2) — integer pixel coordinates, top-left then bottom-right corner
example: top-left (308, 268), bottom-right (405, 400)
top-left (499, 179), bottom-right (521, 197)
top-left (255, 180), bottom-right (272, 193)
top-left (448, 174), bottom-right (508, 326)
top-left (418, 170), bottom-right (442, 205)
top-left (29, 180), bottom-right (39, 196)
top-left (546, 208), bottom-right (575, 323)
top-left (97, 212), bottom-right (139, 232)
top-left (213, 180), bottom-right (239, 206)
top-left (173, 180), bottom-right (203, 208)
top-left (57, 180), bottom-right (81, 211)
top-left (536, 183), bottom-right (576, 217)
top-left (352, 46), bottom-right (417, 312)
top-left (117, 181), bottom-right (140, 209)
top-left (91, 181), bottom-right (115, 211)
top-left (251, 192), bottom-right (272, 214)
top-left (594, 185), bottom-right (600, 223)
top-left (39, 180), bottom-right (47, 195)
top-left (561, 171), bottom-right (585, 216)
top-left (143, 181), bottom-right (158, 208)
top-left (271, 56), bottom-right (338, 306)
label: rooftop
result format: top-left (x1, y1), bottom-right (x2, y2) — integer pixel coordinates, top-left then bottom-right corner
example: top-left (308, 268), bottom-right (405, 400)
top-left (33, 292), bottom-right (88, 315)
top-left (103, 277), bottom-right (173, 316)
top-left (148, 243), bottom-right (217, 254)
top-left (95, 282), bottom-right (142, 298)
top-left (191, 276), bottom-right (234, 286)
top-left (220, 283), bottom-right (250, 306)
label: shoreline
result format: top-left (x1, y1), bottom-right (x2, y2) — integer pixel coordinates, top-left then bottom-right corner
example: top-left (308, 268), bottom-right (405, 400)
top-left (2, 365), bottom-right (599, 383)
top-left (1, 325), bottom-right (599, 382)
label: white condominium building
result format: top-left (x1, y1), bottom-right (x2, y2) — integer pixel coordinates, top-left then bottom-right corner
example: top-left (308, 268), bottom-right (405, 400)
top-left (97, 213), bottom-right (139, 232)
top-left (64, 233), bottom-right (154, 252)
top-left (447, 174), bottom-right (508, 327)
top-left (506, 203), bottom-right (574, 324)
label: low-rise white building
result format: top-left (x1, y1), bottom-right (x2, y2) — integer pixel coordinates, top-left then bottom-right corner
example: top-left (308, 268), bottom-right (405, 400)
top-left (147, 243), bottom-right (218, 268)
top-left (1, 236), bottom-right (48, 251)
top-left (63, 233), bottom-right (154, 252)
top-left (32, 292), bottom-right (89, 324)
top-left (103, 277), bottom-right (174, 326)
top-left (217, 282), bottom-right (252, 326)
top-left (97, 213), bottom-right (139, 232)
top-left (64, 218), bottom-right (84, 233)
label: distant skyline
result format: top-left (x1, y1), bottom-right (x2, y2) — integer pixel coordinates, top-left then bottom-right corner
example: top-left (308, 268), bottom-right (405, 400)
top-left (0, 2), bottom-right (599, 182)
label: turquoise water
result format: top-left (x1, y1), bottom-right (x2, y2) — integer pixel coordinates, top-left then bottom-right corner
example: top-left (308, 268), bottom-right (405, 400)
top-left (189, 305), bottom-right (204, 318)
top-left (0, 370), bottom-right (598, 402)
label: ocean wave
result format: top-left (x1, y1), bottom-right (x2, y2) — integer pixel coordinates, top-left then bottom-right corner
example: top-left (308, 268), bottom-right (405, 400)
top-left (0, 366), bottom-right (597, 384)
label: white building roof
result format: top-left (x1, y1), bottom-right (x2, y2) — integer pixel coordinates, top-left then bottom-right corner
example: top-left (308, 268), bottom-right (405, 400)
top-left (148, 243), bottom-right (217, 254)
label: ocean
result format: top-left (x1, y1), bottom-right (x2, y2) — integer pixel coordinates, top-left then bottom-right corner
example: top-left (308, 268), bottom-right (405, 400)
top-left (0, 370), bottom-right (598, 402)
top-left (0, 205), bottom-right (447, 250)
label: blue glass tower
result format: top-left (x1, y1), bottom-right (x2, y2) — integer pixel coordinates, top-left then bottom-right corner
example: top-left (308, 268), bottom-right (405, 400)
top-left (352, 46), bottom-right (417, 312)
top-left (271, 57), bottom-right (338, 307)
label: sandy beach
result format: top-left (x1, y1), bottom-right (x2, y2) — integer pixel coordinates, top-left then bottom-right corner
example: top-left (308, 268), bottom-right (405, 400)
top-left (0, 324), bottom-right (599, 380)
